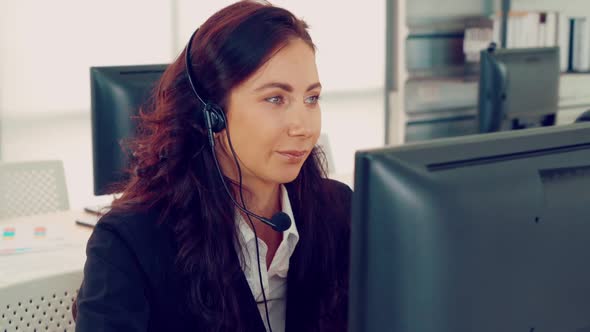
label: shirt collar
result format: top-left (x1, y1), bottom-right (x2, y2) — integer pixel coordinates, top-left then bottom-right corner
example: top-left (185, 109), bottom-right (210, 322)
top-left (279, 184), bottom-right (299, 244)
top-left (236, 185), bottom-right (299, 241)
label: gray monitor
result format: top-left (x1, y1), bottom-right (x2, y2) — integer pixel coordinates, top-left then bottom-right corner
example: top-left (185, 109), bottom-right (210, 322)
top-left (478, 46), bottom-right (560, 133)
top-left (90, 64), bottom-right (166, 195)
top-left (349, 123), bottom-right (590, 332)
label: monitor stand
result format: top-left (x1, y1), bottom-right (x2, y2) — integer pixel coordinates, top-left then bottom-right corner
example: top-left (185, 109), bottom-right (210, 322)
top-left (511, 114), bottom-right (556, 130)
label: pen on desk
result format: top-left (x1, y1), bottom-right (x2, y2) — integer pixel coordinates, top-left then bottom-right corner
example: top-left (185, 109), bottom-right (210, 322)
top-left (75, 219), bottom-right (97, 228)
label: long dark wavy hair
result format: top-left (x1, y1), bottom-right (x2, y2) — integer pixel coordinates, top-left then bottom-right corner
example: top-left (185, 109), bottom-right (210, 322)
top-left (109, 1), bottom-right (349, 331)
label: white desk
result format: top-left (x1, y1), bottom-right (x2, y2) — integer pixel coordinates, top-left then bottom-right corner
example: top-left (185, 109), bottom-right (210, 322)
top-left (0, 175), bottom-right (354, 288)
top-left (0, 210), bottom-right (96, 289)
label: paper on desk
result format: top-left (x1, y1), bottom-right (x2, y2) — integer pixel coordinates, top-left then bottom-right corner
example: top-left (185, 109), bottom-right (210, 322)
top-left (0, 223), bottom-right (85, 256)
top-left (0, 223), bottom-right (88, 286)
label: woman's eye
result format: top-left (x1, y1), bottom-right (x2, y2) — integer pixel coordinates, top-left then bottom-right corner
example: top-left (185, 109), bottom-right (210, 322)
top-left (266, 96), bottom-right (284, 104)
top-left (305, 95), bottom-right (320, 105)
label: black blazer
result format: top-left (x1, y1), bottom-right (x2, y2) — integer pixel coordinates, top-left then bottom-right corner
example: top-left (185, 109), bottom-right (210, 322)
top-left (75, 179), bottom-right (352, 332)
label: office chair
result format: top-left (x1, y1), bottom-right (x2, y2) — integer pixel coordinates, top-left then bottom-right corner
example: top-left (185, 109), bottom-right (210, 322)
top-left (575, 110), bottom-right (590, 123)
top-left (0, 160), bottom-right (69, 219)
top-left (0, 270), bottom-right (82, 331)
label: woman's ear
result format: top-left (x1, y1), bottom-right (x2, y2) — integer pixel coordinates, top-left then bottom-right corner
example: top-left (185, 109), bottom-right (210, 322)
top-left (214, 129), bottom-right (226, 141)
top-left (214, 130), bottom-right (230, 155)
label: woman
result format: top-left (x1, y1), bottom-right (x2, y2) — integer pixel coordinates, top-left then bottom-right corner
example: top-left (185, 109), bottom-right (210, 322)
top-left (75, 1), bottom-right (352, 331)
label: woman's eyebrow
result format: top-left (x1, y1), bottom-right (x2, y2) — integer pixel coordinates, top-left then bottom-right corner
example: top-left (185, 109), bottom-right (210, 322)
top-left (254, 82), bottom-right (322, 92)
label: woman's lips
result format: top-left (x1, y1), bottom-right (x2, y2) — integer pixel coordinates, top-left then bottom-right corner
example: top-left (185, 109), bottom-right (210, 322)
top-left (276, 150), bottom-right (307, 162)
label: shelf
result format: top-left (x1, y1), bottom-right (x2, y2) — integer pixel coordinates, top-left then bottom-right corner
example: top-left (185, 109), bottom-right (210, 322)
top-left (406, 1), bottom-right (497, 26)
top-left (407, 66), bottom-right (590, 80)
top-left (407, 32), bottom-right (465, 39)
top-left (404, 73), bottom-right (590, 114)
top-left (385, 0), bottom-right (502, 144)
top-left (406, 37), bottom-right (467, 76)
top-left (405, 78), bottom-right (478, 114)
top-left (406, 64), bottom-right (480, 80)
top-left (407, 15), bottom-right (494, 36)
top-left (562, 71), bottom-right (590, 76)
top-left (406, 75), bottom-right (479, 83)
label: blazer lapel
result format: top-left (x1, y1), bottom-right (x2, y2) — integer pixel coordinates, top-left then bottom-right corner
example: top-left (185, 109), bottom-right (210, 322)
top-left (284, 184), bottom-right (316, 332)
top-left (232, 251), bottom-right (268, 332)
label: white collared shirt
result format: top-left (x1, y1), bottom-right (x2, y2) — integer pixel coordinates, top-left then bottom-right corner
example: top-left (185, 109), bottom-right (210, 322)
top-left (235, 184), bottom-right (299, 332)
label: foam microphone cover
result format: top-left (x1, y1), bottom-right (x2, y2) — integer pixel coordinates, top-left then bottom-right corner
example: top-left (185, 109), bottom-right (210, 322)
top-left (270, 212), bottom-right (292, 232)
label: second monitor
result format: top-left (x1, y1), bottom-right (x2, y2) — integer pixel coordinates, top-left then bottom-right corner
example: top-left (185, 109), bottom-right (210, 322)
top-left (478, 45), bottom-right (560, 133)
top-left (90, 64), bottom-right (167, 196)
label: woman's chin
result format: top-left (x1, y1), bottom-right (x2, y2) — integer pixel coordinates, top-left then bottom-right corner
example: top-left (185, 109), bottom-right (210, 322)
top-left (272, 168), bottom-right (303, 184)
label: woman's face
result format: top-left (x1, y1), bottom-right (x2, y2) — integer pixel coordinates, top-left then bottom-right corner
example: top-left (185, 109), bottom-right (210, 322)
top-left (219, 38), bottom-right (321, 186)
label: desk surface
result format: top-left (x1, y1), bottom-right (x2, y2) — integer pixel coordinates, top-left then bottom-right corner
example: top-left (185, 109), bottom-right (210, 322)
top-left (0, 176), bottom-right (354, 289)
top-left (0, 210), bottom-right (95, 288)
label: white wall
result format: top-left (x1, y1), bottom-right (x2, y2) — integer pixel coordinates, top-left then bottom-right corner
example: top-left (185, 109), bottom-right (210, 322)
top-left (0, 0), bottom-right (173, 115)
top-left (266, 1), bottom-right (385, 93)
top-left (1, 1), bottom-right (385, 114)
top-left (175, 0), bottom-right (385, 93)
top-left (174, 0), bottom-right (236, 53)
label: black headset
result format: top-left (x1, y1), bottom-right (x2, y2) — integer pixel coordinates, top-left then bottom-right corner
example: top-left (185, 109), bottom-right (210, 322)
top-left (184, 29), bottom-right (226, 139)
top-left (184, 27), bottom-right (292, 332)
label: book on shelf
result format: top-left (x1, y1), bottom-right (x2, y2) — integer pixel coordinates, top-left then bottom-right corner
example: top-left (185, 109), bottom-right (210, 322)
top-left (558, 13), bottom-right (571, 71)
top-left (572, 17), bottom-right (590, 72)
top-left (462, 11), bottom-right (562, 65)
top-left (500, 11), bottom-right (559, 49)
top-left (463, 17), bottom-right (494, 63)
top-left (463, 27), bottom-right (494, 62)
top-left (487, 11), bottom-right (590, 73)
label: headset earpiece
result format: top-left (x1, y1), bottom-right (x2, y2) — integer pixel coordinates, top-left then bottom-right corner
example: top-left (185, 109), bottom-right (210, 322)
top-left (206, 103), bottom-right (226, 133)
top-left (185, 28), bottom-right (227, 136)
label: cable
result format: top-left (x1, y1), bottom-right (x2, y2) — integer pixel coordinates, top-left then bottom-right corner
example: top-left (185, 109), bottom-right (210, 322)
top-left (185, 27), bottom-right (274, 331)
top-left (209, 111), bottom-right (274, 332)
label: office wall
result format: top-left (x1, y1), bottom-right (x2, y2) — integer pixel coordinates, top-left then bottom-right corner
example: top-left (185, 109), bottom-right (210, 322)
top-left (0, 1), bottom-right (385, 115)
top-left (0, 1), bottom-right (173, 116)
top-left (175, 1), bottom-right (386, 93)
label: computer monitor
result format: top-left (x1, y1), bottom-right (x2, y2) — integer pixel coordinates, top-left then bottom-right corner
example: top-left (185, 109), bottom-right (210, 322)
top-left (478, 46), bottom-right (560, 133)
top-left (90, 64), bottom-right (167, 195)
top-left (349, 123), bottom-right (590, 332)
